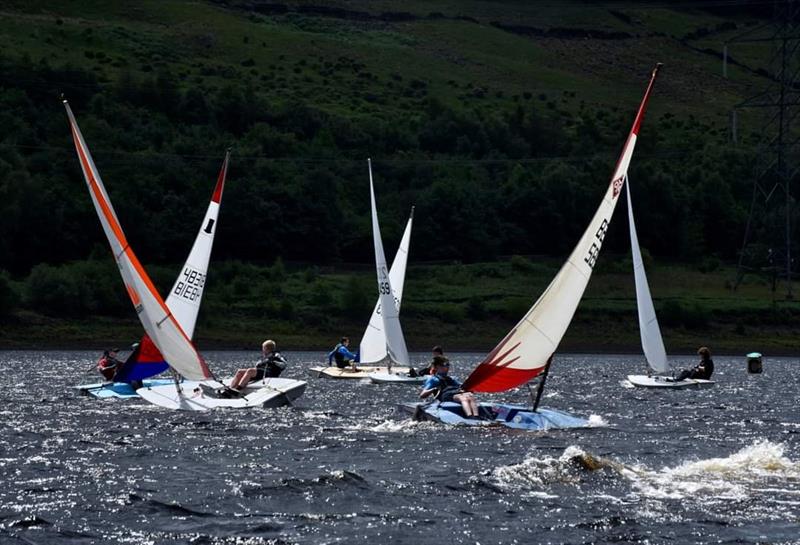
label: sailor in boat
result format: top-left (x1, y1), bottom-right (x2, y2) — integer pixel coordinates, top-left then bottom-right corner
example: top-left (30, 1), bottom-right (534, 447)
top-left (327, 337), bottom-right (359, 371)
top-left (419, 356), bottom-right (479, 418)
top-left (409, 345), bottom-right (444, 377)
top-left (230, 339), bottom-right (288, 390)
top-left (96, 348), bottom-right (122, 381)
top-left (673, 346), bottom-right (714, 382)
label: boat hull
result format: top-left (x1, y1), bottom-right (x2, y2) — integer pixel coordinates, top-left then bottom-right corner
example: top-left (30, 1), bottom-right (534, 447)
top-left (626, 374), bottom-right (715, 389)
top-left (137, 378), bottom-right (307, 411)
top-left (399, 402), bottom-right (590, 430)
top-left (309, 366), bottom-right (410, 380)
top-left (73, 378), bottom-right (175, 399)
top-left (368, 371), bottom-right (425, 385)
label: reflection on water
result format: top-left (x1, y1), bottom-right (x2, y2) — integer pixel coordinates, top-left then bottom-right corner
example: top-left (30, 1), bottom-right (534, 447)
top-left (0, 350), bottom-right (797, 544)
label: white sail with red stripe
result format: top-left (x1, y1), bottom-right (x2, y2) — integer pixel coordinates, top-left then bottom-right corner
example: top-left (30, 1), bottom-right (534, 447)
top-left (368, 158), bottom-right (410, 367)
top-left (63, 100), bottom-right (212, 382)
top-left (166, 151), bottom-right (229, 340)
top-left (462, 64), bottom-right (662, 393)
top-left (359, 206), bottom-right (413, 364)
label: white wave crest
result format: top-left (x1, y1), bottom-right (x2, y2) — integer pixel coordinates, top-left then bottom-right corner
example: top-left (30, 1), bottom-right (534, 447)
top-left (491, 445), bottom-right (622, 492)
top-left (587, 414), bottom-right (608, 427)
top-left (633, 440), bottom-right (800, 501)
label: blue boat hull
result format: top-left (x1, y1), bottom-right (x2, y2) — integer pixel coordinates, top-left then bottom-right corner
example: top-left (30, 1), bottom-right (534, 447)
top-left (74, 379), bottom-right (175, 399)
top-left (399, 401), bottom-right (589, 430)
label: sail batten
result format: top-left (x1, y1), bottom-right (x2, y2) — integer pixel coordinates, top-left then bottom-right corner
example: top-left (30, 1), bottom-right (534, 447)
top-left (462, 64), bottom-right (662, 394)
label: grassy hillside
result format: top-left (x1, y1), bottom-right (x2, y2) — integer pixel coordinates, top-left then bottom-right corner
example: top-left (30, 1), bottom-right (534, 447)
top-left (1, 1), bottom-right (797, 352)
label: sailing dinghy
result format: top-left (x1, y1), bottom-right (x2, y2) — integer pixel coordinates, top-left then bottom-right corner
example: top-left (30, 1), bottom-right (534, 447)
top-left (623, 177), bottom-right (714, 389)
top-left (401, 64), bottom-right (663, 429)
top-left (311, 159), bottom-right (415, 381)
top-left (64, 101), bottom-right (306, 410)
top-left (75, 151), bottom-right (232, 399)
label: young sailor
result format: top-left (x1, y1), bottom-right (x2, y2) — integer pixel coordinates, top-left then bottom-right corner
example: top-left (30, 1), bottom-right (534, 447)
top-left (410, 345), bottom-right (445, 377)
top-left (674, 346), bottom-right (715, 381)
top-left (327, 337), bottom-right (359, 371)
top-left (96, 348), bottom-right (123, 381)
top-left (419, 356), bottom-right (479, 418)
top-left (230, 339), bottom-right (287, 390)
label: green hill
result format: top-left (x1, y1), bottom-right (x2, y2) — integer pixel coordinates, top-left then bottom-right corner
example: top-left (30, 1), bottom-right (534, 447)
top-left (0, 1), bottom-right (797, 352)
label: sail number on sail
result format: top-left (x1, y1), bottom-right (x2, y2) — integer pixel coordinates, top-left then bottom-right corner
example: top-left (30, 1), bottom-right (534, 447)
top-left (584, 218), bottom-right (609, 269)
top-left (174, 267), bottom-right (206, 301)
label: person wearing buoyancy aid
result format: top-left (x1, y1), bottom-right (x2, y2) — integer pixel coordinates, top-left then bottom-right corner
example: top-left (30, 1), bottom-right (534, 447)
top-left (673, 346), bottom-right (715, 382)
top-left (230, 339), bottom-right (288, 390)
top-left (96, 348), bottom-right (122, 381)
top-left (327, 337), bottom-right (359, 371)
top-left (419, 356), bottom-right (479, 418)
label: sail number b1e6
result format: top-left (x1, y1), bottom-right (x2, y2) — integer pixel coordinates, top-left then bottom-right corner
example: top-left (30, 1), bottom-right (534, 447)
top-left (174, 267), bottom-right (206, 302)
top-left (584, 219), bottom-right (609, 269)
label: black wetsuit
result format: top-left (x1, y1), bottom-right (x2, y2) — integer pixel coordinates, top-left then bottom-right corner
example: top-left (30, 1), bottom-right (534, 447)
top-left (252, 352), bottom-right (287, 382)
top-left (675, 358), bottom-right (714, 381)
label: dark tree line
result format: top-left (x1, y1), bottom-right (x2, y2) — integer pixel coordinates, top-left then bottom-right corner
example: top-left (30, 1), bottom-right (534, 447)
top-left (0, 53), bottom-right (776, 293)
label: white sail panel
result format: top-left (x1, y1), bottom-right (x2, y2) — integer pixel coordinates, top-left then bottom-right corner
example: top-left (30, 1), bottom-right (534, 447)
top-left (368, 159), bottom-right (410, 367)
top-left (359, 208), bottom-right (413, 364)
top-left (64, 101), bottom-right (212, 382)
top-left (625, 178), bottom-right (669, 374)
top-left (165, 152), bottom-right (229, 339)
top-left (463, 64), bottom-right (662, 393)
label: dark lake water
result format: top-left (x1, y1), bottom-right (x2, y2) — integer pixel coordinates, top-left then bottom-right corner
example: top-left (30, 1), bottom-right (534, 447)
top-left (0, 350), bottom-right (797, 544)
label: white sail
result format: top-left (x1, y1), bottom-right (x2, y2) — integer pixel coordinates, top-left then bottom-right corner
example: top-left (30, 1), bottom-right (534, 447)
top-left (64, 101), bottom-right (212, 382)
top-left (368, 158), bottom-right (410, 367)
top-left (463, 64), bottom-right (662, 393)
top-left (625, 177), bottom-right (669, 374)
top-left (359, 207), bottom-right (413, 364)
top-left (165, 152), bottom-right (229, 339)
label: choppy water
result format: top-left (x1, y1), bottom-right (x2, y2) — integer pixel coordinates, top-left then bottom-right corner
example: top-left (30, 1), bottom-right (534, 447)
top-left (0, 351), bottom-right (797, 545)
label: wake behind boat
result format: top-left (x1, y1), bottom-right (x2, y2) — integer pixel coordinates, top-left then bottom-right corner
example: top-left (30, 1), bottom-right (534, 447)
top-left (402, 64), bottom-right (663, 430)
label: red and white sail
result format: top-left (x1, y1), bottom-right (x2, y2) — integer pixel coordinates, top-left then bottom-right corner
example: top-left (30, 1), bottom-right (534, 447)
top-left (463, 64), bottom-right (662, 393)
top-left (368, 159), bottom-right (410, 367)
top-left (64, 100), bottom-right (212, 382)
top-left (359, 206), bottom-right (413, 364)
top-left (166, 151), bottom-right (229, 339)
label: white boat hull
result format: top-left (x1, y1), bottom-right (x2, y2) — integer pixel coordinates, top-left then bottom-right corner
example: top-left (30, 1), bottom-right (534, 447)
top-left (309, 366), bottom-right (410, 380)
top-left (626, 374), bottom-right (715, 389)
top-left (137, 377), bottom-right (306, 411)
top-left (369, 371), bottom-right (426, 385)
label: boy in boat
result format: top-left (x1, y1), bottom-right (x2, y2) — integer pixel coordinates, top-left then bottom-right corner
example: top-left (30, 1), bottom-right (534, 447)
top-left (230, 340), bottom-right (287, 390)
top-left (419, 356), bottom-right (479, 418)
top-left (327, 337), bottom-right (359, 371)
top-left (409, 345), bottom-right (445, 377)
top-left (674, 346), bottom-right (715, 381)
top-left (96, 348), bottom-right (122, 381)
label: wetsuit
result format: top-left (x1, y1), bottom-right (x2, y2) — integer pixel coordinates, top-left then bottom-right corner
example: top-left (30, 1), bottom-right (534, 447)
top-left (675, 358), bottom-right (714, 381)
top-left (252, 351), bottom-right (287, 382)
top-left (422, 373), bottom-right (462, 402)
top-left (327, 344), bottom-right (358, 368)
